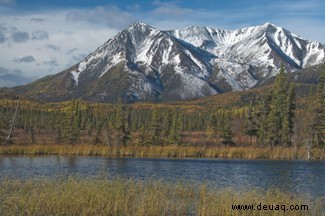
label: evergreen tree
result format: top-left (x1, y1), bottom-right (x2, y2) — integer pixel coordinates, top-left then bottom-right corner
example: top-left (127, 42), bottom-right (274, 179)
top-left (62, 100), bottom-right (81, 144)
top-left (54, 110), bottom-right (63, 144)
top-left (114, 100), bottom-right (131, 147)
top-left (283, 83), bottom-right (296, 146)
top-left (93, 119), bottom-right (104, 145)
top-left (168, 113), bottom-right (182, 145)
top-left (220, 111), bottom-right (234, 146)
top-left (206, 112), bottom-right (219, 139)
top-left (147, 108), bottom-right (162, 145)
top-left (268, 65), bottom-right (287, 146)
top-left (243, 102), bottom-right (258, 145)
top-left (255, 92), bottom-right (272, 146)
top-left (162, 110), bottom-right (172, 139)
top-left (310, 63), bottom-right (325, 147)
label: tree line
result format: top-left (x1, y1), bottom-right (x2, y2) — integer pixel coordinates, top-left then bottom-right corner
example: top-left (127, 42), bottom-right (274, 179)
top-left (0, 64), bottom-right (324, 148)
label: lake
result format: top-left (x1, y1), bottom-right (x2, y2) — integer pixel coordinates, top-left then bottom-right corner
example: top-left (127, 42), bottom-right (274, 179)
top-left (0, 156), bottom-right (324, 197)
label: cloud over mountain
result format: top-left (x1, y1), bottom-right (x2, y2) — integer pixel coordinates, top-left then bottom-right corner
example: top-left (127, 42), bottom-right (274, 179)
top-left (13, 55), bottom-right (35, 63)
top-left (0, 66), bottom-right (35, 87)
top-left (11, 30), bottom-right (29, 43)
top-left (31, 30), bottom-right (48, 40)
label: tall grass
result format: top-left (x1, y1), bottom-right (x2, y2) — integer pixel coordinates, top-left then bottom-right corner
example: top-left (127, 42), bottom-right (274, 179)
top-left (0, 144), bottom-right (324, 160)
top-left (0, 177), bottom-right (323, 216)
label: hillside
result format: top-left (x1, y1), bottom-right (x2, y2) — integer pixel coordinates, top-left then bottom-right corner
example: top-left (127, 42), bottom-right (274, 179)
top-left (6, 22), bottom-right (324, 103)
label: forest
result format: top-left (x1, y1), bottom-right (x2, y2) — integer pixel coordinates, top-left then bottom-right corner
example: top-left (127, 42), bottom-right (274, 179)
top-left (0, 64), bottom-right (324, 153)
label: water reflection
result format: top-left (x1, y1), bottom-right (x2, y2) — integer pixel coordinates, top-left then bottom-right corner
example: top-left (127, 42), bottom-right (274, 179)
top-left (0, 156), bottom-right (324, 197)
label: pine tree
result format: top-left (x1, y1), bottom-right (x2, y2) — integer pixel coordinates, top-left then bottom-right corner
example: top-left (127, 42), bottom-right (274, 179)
top-left (147, 108), bottom-right (162, 145)
top-left (168, 113), bottom-right (182, 145)
top-left (54, 110), bottom-right (63, 144)
top-left (220, 111), bottom-right (234, 146)
top-left (263, 65), bottom-right (297, 147)
top-left (162, 110), bottom-right (172, 139)
top-left (255, 92), bottom-right (272, 146)
top-left (283, 83), bottom-right (296, 146)
top-left (267, 65), bottom-right (290, 146)
top-left (310, 63), bottom-right (325, 147)
top-left (114, 100), bottom-right (131, 147)
top-left (62, 100), bottom-right (81, 144)
top-left (206, 111), bottom-right (219, 140)
top-left (243, 102), bottom-right (258, 145)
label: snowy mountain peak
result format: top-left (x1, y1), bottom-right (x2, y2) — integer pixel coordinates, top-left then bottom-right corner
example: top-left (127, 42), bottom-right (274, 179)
top-left (261, 22), bottom-right (275, 27)
top-left (71, 22), bottom-right (324, 101)
top-left (130, 22), bottom-right (151, 28)
top-left (128, 22), bottom-right (157, 33)
top-left (17, 22), bottom-right (325, 103)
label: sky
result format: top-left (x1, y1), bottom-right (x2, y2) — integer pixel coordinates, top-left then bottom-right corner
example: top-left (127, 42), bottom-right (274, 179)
top-left (0, 0), bottom-right (324, 87)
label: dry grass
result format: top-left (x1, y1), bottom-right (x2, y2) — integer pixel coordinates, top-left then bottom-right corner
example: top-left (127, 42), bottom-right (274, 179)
top-left (0, 177), bottom-right (323, 216)
top-left (0, 144), bottom-right (324, 160)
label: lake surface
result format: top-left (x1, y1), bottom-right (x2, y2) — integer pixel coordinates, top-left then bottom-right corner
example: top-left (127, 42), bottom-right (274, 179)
top-left (0, 156), bottom-right (324, 197)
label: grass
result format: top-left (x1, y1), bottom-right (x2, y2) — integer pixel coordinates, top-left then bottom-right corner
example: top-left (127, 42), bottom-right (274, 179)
top-left (0, 144), bottom-right (324, 160)
top-left (0, 177), bottom-right (323, 216)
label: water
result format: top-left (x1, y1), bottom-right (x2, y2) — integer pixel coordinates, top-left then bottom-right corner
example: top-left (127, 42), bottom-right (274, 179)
top-left (0, 156), bottom-right (324, 197)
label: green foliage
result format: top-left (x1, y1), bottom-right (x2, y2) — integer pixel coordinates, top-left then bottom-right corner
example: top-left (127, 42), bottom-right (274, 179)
top-left (243, 66), bottom-right (297, 147)
top-left (2, 61), bottom-right (325, 149)
top-left (283, 83), bottom-right (296, 146)
top-left (267, 65), bottom-right (288, 146)
top-left (61, 100), bottom-right (82, 144)
top-left (255, 91), bottom-right (272, 146)
top-left (308, 63), bottom-right (325, 147)
top-left (206, 111), bottom-right (219, 139)
top-left (243, 101), bottom-right (258, 145)
top-left (263, 65), bottom-right (296, 147)
top-left (114, 100), bottom-right (131, 147)
top-left (219, 111), bottom-right (234, 146)
top-left (146, 108), bottom-right (162, 145)
top-left (168, 113), bottom-right (182, 145)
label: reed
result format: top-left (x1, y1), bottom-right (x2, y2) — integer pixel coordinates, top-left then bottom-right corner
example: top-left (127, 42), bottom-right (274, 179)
top-left (0, 177), bottom-right (323, 216)
top-left (0, 144), bottom-right (324, 160)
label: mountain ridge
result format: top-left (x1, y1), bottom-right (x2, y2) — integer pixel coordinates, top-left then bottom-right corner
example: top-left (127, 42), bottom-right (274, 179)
top-left (11, 22), bottom-right (325, 103)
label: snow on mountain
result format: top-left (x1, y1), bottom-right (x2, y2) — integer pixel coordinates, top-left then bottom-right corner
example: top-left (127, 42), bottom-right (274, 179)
top-left (13, 22), bottom-right (325, 103)
top-left (167, 22), bottom-right (324, 90)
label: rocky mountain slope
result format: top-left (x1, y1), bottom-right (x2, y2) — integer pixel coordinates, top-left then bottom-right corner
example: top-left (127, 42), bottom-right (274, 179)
top-left (13, 22), bottom-right (325, 102)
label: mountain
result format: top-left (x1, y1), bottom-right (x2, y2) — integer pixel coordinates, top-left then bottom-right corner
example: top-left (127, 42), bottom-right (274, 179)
top-left (12, 22), bottom-right (325, 102)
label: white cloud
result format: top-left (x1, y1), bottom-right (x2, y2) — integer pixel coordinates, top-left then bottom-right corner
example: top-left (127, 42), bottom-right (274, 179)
top-left (46, 44), bottom-right (60, 52)
top-left (31, 30), bottom-right (48, 40)
top-left (0, 66), bottom-right (35, 87)
top-left (13, 55), bottom-right (35, 63)
top-left (0, 9), bottom-right (120, 84)
top-left (11, 30), bottom-right (29, 43)
top-left (30, 18), bottom-right (45, 22)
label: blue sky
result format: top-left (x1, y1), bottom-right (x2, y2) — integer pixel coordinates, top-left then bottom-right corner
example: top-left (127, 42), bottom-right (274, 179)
top-left (0, 0), bottom-right (324, 86)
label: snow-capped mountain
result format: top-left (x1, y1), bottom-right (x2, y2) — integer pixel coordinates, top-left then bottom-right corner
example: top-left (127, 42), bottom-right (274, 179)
top-left (14, 22), bottom-right (325, 102)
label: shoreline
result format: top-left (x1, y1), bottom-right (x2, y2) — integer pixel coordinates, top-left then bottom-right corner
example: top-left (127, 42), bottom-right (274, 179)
top-left (0, 144), bottom-right (324, 160)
